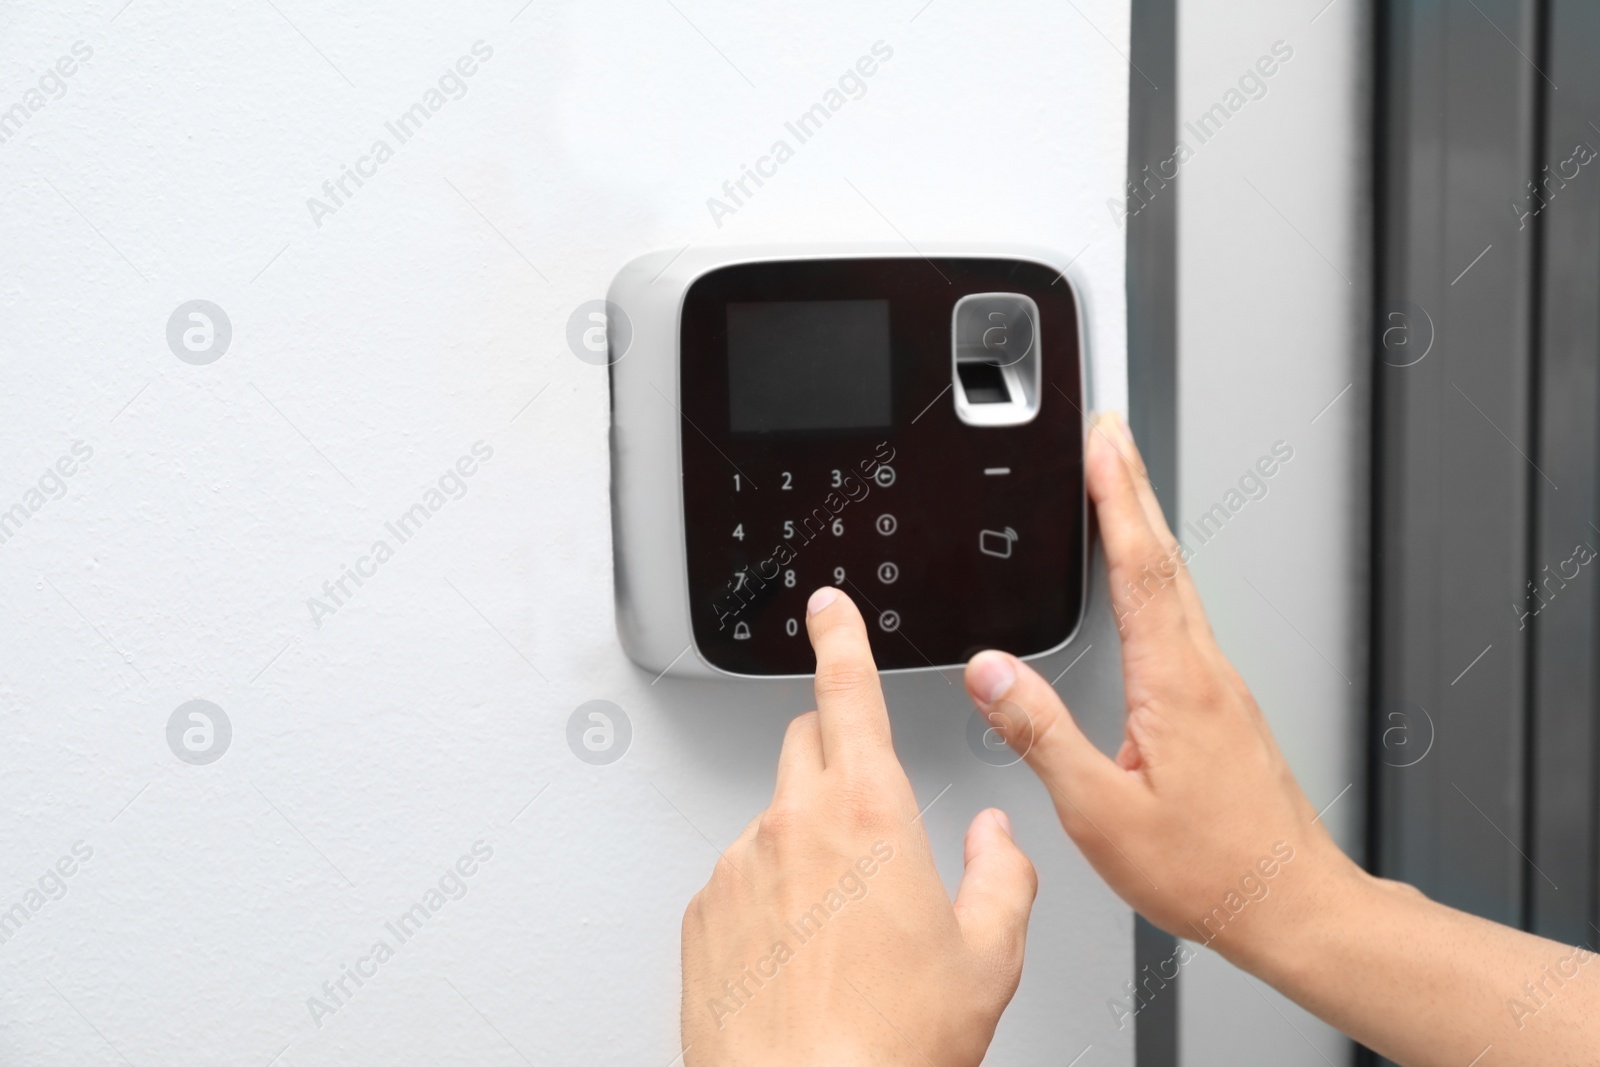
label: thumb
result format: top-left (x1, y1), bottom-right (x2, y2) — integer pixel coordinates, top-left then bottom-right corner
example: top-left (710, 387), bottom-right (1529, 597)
top-left (965, 650), bottom-right (1134, 832)
top-left (952, 809), bottom-right (1037, 989)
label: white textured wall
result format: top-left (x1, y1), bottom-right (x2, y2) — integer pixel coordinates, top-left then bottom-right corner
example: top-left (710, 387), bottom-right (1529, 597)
top-left (0, 1), bottom-right (1136, 1064)
top-left (1177, 0), bottom-right (1369, 1063)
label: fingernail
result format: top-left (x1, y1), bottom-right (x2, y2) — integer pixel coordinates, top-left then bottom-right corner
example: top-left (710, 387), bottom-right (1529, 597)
top-left (1091, 411), bottom-right (1122, 450)
top-left (806, 587), bottom-right (839, 617)
top-left (969, 651), bottom-right (1015, 703)
top-left (992, 809), bottom-right (1012, 836)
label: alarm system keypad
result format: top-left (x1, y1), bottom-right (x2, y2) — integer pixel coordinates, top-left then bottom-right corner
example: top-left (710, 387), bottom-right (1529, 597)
top-left (678, 257), bottom-right (1086, 675)
top-left (712, 454), bottom-right (905, 646)
top-left (693, 442), bottom-right (1056, 673)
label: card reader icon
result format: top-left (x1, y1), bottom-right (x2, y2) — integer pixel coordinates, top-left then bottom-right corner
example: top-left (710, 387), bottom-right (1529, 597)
top-left (979, 527), bottom-right (1018, 559)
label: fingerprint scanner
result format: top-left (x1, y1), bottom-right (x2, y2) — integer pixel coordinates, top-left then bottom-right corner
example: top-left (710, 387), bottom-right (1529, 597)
top-left (957, 361), bottom-right (1011, 403)
top-left (951, 292), bottom-right (1042, 427)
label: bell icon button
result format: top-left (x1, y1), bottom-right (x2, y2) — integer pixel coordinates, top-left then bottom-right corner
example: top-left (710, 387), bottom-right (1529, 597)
top-left (733, 622), bottom-right (751, 640)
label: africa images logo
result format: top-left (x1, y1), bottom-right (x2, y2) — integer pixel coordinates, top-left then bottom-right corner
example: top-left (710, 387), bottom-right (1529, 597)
top-left (305, 41), bottom-right (495, 228)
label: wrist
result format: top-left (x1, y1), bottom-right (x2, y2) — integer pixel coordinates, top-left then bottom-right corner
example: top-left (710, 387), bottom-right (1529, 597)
top-left (1208, 835), bottom-right (1372, 986)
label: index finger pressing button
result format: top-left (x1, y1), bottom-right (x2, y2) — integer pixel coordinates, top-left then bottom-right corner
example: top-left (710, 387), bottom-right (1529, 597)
top-left (805, 588), bottom-right (895, 765)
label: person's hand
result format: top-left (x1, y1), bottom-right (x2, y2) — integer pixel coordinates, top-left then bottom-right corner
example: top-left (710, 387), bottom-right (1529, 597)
top-left (963, 412), bottom-right (1363, 974)
top-left (681, 587), bottom-right (1038, 1066)
top-left (956, 411), bottom-right (1600, 1067)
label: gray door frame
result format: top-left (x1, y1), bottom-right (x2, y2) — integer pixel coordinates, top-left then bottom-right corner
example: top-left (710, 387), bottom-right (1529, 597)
top-left (1127, 0), bottom-right (1179, 1063)
top-left (1370, 0), bottom-right (1600, 1059)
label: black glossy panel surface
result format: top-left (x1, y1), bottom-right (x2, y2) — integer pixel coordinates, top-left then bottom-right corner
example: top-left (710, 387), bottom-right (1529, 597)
top-left (681, 257), bottom-right (1085, 674)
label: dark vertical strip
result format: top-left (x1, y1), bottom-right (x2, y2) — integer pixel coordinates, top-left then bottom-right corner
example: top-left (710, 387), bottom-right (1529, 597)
top-left (1371, 0), bottom-right (1539, 922)
top-left (1357, 5), bottom-right (1394, 1062)
top-left (1133, 917), bottom-right (1178, 1066)
top-left (1519, 0), bottom-right (1551, 939)
top-left (1528, 0), bottom-right (1600, 945)
top-left (1367, 0), bottom-right (1547, 1059)
top-left (1371, 0), bottom-right (1600, 1048)
top-left (1126, 0), bottom-right (1178, 520)
top-left (1365, 0), bottom-right (1392, 883)
top-left (1126, 0), bottom-right (1178, 1064)
top-left (1370, 0), bottom-right (1600, 1053)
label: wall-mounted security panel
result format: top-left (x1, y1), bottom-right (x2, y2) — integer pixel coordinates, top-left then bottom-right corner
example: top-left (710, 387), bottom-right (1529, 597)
top-left (608, 245), bottom-right (1089, 679)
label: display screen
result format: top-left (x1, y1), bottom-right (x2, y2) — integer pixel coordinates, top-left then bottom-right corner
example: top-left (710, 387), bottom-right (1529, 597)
top-left (726, 299), bottom-right (892, 432)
